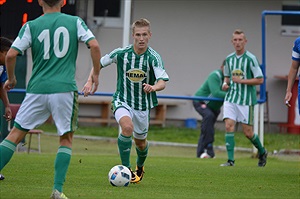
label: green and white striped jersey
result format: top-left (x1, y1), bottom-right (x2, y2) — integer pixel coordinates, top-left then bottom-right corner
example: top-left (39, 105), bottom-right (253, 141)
top-left (11, 12), bottom-right (95, 94)
top-left (101, 45), bottom-right (169, 111)
top-left (224, 51), bottom-right (263, 105)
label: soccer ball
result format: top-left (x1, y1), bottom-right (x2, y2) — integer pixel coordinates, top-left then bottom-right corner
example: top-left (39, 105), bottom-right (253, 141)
top-left (108, 165), bottom-right (132, 187)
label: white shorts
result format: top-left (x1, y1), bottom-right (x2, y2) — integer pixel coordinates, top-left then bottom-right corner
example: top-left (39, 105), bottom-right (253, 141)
top-left (223, 101), bottom-right (254, 125)
top-left (114, 102), bottom-right (149, 140)
top-left (15, 92), bottom-right (78, 136)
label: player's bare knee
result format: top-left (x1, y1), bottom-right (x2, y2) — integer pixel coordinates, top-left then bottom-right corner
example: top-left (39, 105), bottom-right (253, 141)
top-left (243, 130), bottom-right (253, 139)
top-left (122, 125), bottom-right (133, 136)
top-left (7, 128), bottom-right (27, 145)
top-left (225, 123), bottom-right (234, 132)
top-left (134, 139), bottom-right (147, 150)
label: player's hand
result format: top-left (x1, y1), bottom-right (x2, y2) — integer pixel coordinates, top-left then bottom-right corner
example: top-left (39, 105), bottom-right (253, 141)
top-left (91, 74), bottom-right (99, 94)
top-left (82, 81), bottom-right (93, 97)
top-left (222, 82), bottom-right (229, 91)
top-left (143, 83), bottom-right (155, 93)
top-left (3, 106), bottom-right (12, 121)
top-left (4, 77), bottom-right (17, 91)
top-left (284, 92), bottom-right (292, 108)
top-left (82, 74), bottom-right (99, 97)
top-left (222, 84), bottom-right (229, 91)
top-left (232, 76), bottom-right (242, 84)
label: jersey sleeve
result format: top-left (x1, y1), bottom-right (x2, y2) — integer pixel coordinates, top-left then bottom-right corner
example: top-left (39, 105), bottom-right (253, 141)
top-left (149, 49), bottom-right (169, 81)
top-left (100, 54), bottom-right (116, 67)
top-left (250, 57), bottom-right (263, 78)
top-left (11, 23), bottom-right (32, 55)
top-left (77, 18), bottom-right (95, 44)
top-left (153, 67), bottom-right (169, 81)
top-left (224, 61), bottom-right (230, 77)
top-left (207, 71), bottom-right (226, 99)
top-left (292, 37), bottom-right (300, 62)
top-left (100, 48), bottom-right (121, 68)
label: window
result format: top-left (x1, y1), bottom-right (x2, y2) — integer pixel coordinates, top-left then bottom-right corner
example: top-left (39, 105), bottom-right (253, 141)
top-left (0, 0), bottom-right (76, 39)
top-left (281, 1), bottom-right (300, 36)
top-left (92, 0), bottom-right (124, 28)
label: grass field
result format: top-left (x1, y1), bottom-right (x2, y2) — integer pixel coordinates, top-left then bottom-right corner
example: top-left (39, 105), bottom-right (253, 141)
top-left (0, 126), bottom-right (299, 199)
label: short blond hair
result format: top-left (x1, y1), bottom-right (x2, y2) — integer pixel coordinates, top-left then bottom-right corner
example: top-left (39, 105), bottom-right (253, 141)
top-left (131, 18), bottom-right (151, 33)
top-left (233, 29), bottom-right (244, 35)
top-left (232, 29), bottom-right (246, 38)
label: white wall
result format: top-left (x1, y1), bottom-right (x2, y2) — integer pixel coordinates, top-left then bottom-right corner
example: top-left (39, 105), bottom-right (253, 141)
top-left (27, 0), bottom-right (300, 124)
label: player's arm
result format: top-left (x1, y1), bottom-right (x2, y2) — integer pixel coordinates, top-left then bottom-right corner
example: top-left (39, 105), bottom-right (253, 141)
top-left (144, 61), bottom-right (169, 93)
top-left (235, 61), bottom-right (264, 85)
top-left (0, 82), bottom-right (12, 121)
top-left (222, 77), bottom-right (230, 91)
top-left (143, 79), bottom-right (166, 94)
top-left (284, 59), bottom-right (300, 106)
top-left (208, 74), bottom-right (227, 98)
top-left (82, 39), bottom-right (101, 97)
top-left (88, 39), bottom-right (101, 93)
top-left (4, 48), bottom-right (18, 91)
top-left (232, 76), bottom-right (264, 85)
top-left (89, 39), bottom-right (101, 76)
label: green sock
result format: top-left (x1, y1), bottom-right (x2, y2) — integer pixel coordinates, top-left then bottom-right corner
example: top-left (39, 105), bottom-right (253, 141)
top-left (225, 132), bottom-right (235, 161)
top-left (136, 142), bottom-right (149, 167)
top-left (249, 134), bottom-right (265, 155)
top-left (53, 146), bottom-right (72, 193)
top-left (0, 139), bottom-right (16, 170)
top-left (118, 134), bottom-right (132, 168)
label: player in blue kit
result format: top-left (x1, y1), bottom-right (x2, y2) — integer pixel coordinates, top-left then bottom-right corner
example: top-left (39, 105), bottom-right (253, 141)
top-left (285, 37), bottom-right (300, 114)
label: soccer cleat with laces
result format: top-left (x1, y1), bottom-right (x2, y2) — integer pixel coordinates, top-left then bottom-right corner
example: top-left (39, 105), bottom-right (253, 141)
top-left (220, 160), bottom-right (235, 167)
top-left (258, 149), bottom-right (268, 167)
top-left (0, 174), bottom-right (5, 180)
top-left (130, 168), bottom-right (141, 183)
top-left (135, 166), bottom-right (145, 181)
top-left (50, 189), bottom-right (69, 199)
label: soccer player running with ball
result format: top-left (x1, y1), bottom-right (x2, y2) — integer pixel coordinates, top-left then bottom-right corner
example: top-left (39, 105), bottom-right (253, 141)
top-left (220, 29), bottom-right (267, 167)
top-left (83, 18), bottom-right (169, 183)
top-left (0, 0), bottom-right (101, 198)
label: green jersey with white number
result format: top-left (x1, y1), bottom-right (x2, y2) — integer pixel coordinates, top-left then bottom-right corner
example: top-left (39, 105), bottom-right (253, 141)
top-left (101, 45), bottom-right (169, 111)
top-left (224, 51), bottom-right (263, 105)
top-left (11, 12), bottom-right (95, 94)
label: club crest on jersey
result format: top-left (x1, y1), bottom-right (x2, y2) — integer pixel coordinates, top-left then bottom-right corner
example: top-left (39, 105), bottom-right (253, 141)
top-left (232, 69), bottom-right (244, 79)
top-left (126, 69), bottom-right (147, 82)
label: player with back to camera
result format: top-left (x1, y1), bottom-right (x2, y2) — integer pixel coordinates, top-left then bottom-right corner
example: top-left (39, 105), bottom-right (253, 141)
top-left (284, 36), bottom-right (300, 114)
top-left (193, 60), bottom-right (228, 159)
top-left (0, 0), bottom-right (101, 198)
top-left (220, 29), bottom-right (267, 167)
top-left (83, 18), bottom-right (169, 184)
top-left (0, 37), bottom-right (13, 181)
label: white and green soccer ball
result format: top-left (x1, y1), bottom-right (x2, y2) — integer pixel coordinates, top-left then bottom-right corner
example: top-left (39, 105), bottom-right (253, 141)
top-left (108, 165), bottom-right (131, 187)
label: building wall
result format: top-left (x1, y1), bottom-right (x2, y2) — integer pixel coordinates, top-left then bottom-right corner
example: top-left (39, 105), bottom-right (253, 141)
top-left (27, 0), bottom-right (299, 124)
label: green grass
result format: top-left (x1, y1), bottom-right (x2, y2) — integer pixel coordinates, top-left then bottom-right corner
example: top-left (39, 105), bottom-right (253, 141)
top-left (0, 134), bottom-right (299, 199)
top-left (0, 124), bottom-right (299, 198)
top-left (39, 123), bottom-right (300, 152)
